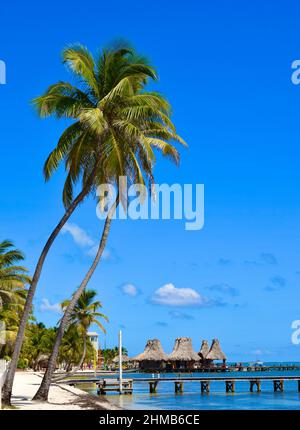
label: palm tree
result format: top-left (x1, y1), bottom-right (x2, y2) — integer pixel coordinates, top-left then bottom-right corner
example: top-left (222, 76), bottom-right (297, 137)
top-left (33, 43), bottom-right (185, 401)
top-left (0, 241), bottom-right (30, 358)
top-left (1, 44), bottom-right (165, 405)
top-left (0, 240), bottom-right (30, 308)
top-left (54, 289), bottom-right (107, 380)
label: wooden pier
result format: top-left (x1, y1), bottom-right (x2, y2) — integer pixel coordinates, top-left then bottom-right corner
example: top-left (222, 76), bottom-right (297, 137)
top-left (65, 374), bottom-right (300, 395)
top-left (134, 375), bottom-right (300, 394)
top-left (97, 378), bottom-right (133, 395)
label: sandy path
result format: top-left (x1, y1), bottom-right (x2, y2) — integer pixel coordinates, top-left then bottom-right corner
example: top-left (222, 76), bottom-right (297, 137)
top-left (9, 371), bottom-right (121, 410)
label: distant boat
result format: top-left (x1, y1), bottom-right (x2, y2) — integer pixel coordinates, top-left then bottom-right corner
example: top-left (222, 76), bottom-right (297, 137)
top-left (254, 360), bottom-right (264, 366)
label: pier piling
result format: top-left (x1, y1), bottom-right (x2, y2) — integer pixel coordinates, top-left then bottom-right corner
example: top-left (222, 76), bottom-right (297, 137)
top-left (250, 380), bottom-right (261, 392)
top-left (201, 381), bottom-right (210, 393)
top-left (174, 381), bottom-right (184, 393)
top-left (273, 380), bottom-right (284, 392)
top-left (225, 381), bottom-right (235, 393)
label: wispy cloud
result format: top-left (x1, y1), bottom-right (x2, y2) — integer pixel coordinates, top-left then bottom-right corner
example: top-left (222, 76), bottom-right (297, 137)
top-left (206, 283), bottom-right (238, 297)
top-left (151, 283), bottom-right (212, 307)
top-left (260, 253), bottom-right (277, 265)
top-left (156, 321), bottom-right (168, 327)
top-left (40, 298), bottom-right (61, 314)
top-left (62, 222), bottom-right (115, 261)
top-left (265, 275), bottom-right (286, 292)
top-left (120, 283), bottom-right (140, 297)
top-left (62, 223), bottom-right (94, 247)
top-left (244, 252), bottom-right (278, 267)
top-left (169, 310), bottom-right (194, 320)
top-left (218, 258), bottom-right (231, 266)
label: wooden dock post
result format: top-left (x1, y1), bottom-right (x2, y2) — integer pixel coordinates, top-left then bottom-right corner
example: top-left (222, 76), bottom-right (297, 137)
top-left (174, 381), bottom-right (184, 393)
top-left (201, 381), bottom-right (210, 393)
top-left (249, 380), bottom-right (261, 392)
top-left (273, 380), bottom-right (284, 392)
top-left (225, 381), bottom-right (235, 393)
top-left (149, 381), bottom-right (159, 393)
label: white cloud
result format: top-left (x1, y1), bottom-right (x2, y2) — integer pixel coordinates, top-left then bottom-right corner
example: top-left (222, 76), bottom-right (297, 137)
top-left (121, 283), bottom-right (138, 297)
top-left (151, 283), bottom-right (209, 307)
top-left (86, 245), bottom-right (111, 260)
top-left (40, 298), bottom-right (61, 314)
top-left (61, 222), bottom-right (114, 261)
top-left (62, 223), bottom-right (94, 247)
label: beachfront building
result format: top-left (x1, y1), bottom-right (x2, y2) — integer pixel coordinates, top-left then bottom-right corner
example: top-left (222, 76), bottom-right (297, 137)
top-left (205, 339), bottom-right (227, 366)
top-left (132, 339), bottom-right (168, 371)
top-left (87, 332), bottom-right (99, 352)
top-left (168, 337), bottom-right (200, 370)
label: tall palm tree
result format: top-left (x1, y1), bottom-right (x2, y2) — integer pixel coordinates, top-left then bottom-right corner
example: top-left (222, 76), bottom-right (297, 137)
top-left (54, 289), bottom-right (107, 380)
top-left (33, 43), bottom-right (185, 401)
top-left (1, 44), bottom-right (164, 405)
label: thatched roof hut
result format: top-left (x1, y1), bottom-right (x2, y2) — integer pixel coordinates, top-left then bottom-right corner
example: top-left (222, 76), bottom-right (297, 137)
top-left (198, 340), bottom-right (210, 360)
top-left (132, 339), bottom-right (168, 362)
top-left (168, 337), bottom-right (200, 362)
top-left (112, 355), bottom-right (130, 363)
top-left (206, 339), bottom-right (226, 361)
top-left (132, 339), bottom-right (168, 371)
top-left (34, 353), bottom-right (49, 370)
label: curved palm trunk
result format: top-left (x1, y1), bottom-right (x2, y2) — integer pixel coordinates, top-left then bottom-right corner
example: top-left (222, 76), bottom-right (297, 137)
top-left (1, 187), bottom-right (89, 406)
top-left (33, 197), bottom-right (119, 401)
top-left (52, 335), bottom-right (87, 383)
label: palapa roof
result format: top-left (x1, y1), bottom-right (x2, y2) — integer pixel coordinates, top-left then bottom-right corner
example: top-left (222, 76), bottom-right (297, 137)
top-left (112, 355), bottom-right (130, 363)
top-left (132, 339), bottom-right (168, 361)
top-left (168, 337), bottom-right (200, 362)
top-left (36, 353), bottom-right (49, 363)
top-left (206, 339), bottom-right (227, 360)
top-left (198, 340), bottom-right (210, 359)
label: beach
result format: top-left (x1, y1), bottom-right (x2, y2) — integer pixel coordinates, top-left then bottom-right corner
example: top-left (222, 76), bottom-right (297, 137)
top-left (7, 372), bottom-right (120, 410)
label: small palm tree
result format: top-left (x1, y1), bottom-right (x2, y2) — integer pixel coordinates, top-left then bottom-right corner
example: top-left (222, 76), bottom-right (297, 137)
top-left (54, 290), bottom-right (107, 379)
top-left (0, 241), bottom-right (30, 358)
top-left (0, 240), bottom-right (30, 307)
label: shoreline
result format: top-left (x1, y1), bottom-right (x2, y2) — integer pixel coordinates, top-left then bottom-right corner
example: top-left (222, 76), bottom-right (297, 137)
top-left (6, 371), bottom-right (121, 410)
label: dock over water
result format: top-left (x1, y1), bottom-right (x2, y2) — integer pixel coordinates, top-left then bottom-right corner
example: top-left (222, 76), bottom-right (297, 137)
top-left (65, 373), bottom-right (300, 395)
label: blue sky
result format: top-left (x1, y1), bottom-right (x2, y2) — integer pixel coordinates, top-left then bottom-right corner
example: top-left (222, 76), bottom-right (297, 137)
top-left (1, 0), bottom-right (300, 361)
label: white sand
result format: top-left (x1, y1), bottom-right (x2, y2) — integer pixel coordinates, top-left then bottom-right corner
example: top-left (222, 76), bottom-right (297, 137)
top-left (9, 371), bottom-right (121, 410)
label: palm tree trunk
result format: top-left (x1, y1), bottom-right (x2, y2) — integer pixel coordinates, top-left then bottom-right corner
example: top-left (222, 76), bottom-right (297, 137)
top-left (1, 187), bottom-right (89, 406)
top-left (33, 196), bottom-right (119, 401)
top-left (52, 335), bottom-right (87, 383)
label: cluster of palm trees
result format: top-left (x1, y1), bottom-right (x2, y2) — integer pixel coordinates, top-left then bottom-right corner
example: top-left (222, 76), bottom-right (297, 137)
top-left (0, 242), bottom-right (108, 373)
top-left (1, 42), bottom-right (185, 406)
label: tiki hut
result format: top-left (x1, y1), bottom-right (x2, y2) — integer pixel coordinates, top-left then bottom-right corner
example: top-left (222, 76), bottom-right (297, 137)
top-left (198, 340), bottom-right (210, 366)
top-left (34, 353), bottom-right (49, 371)
top-left (206, 339), bottom-right (227, 365)
top-left (168, 337), bottom-right (200, 370)
top-left (132, 339), bottom-right (168, 371)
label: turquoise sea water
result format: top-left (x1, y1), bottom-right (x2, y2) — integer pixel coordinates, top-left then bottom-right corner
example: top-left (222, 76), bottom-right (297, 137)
top-left (82, 366), bottom-right (300, 410)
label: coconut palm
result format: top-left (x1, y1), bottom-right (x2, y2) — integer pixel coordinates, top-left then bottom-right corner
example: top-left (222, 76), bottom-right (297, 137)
top-left (54, 289), bottom-right (107, 380)
top-left (0, 241), bottom-right (30, 358)
top-left (1, 44), bottom-right (166, 405)
top-left (0, 240), bottom-right (30, 308)
top-left (33, 43), bottom-right (185, 401)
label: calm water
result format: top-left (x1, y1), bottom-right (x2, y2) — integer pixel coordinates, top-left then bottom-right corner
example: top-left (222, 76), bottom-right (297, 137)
top-left (82, 366), bottom-right (300, 410)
